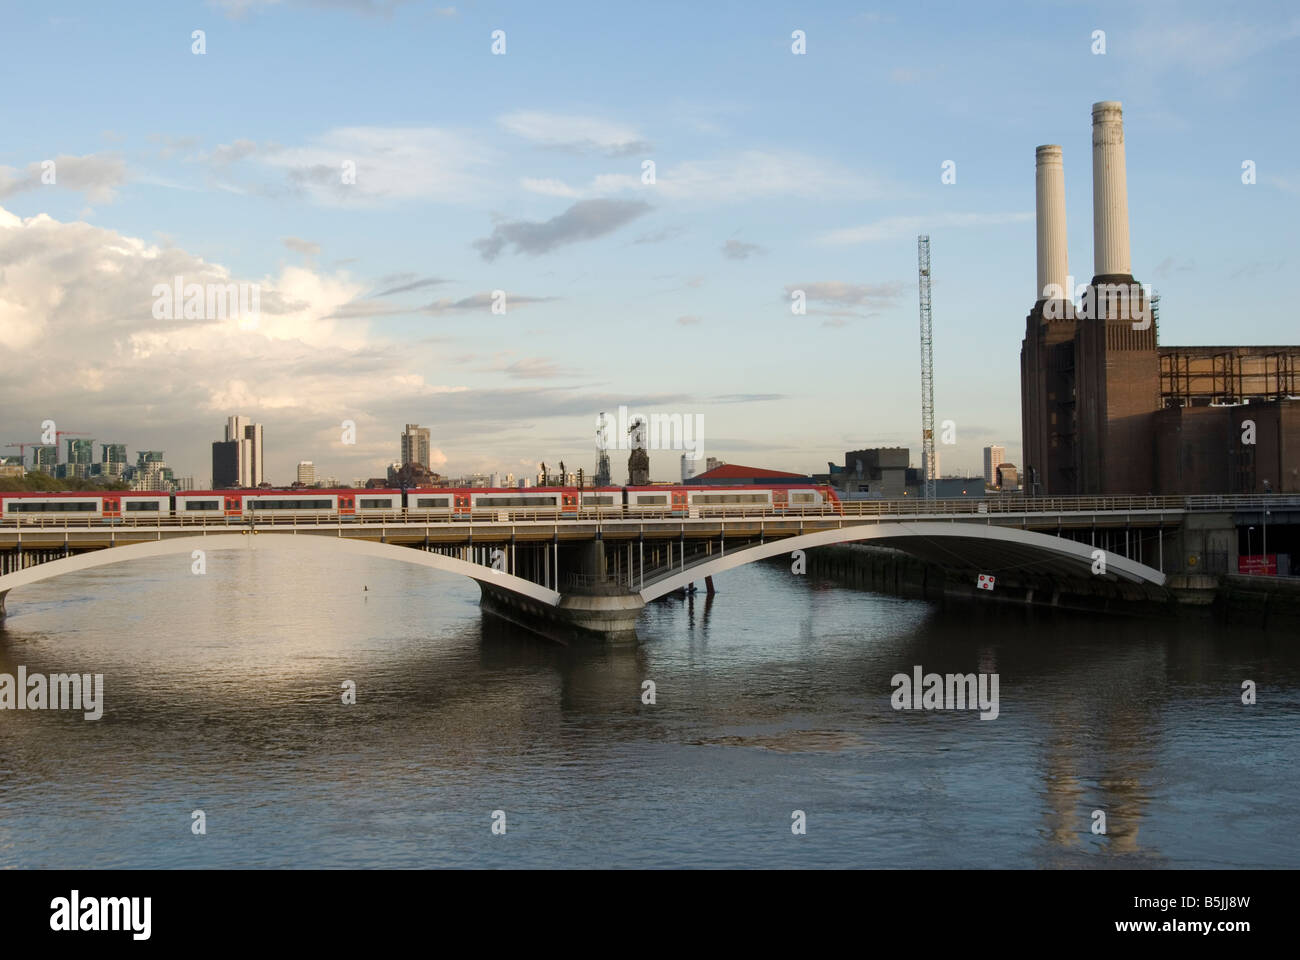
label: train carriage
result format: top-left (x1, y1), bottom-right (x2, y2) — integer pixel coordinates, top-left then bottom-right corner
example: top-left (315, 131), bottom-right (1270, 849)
top-left (174, 493), bottom-right (227, 519)
top-left (467, 489), bottom-right (579, 520)
top-left (354, 492), bottom-right (401, 518)
top-left (1, 492), bottom-right (105, 519)
top-left (405, 491), bottom-right (454, 519)
top-left (241, 493), bottom-right (339, 520)
top-left (0, 490), bottom-right (171, 521)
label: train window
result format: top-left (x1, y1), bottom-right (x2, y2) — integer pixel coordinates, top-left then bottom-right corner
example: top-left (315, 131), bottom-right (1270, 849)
top-left (359, 498), bottom-right (394, 509)
top-left (248, 499), bottom-right (334, 510)
top-left (691, 494), bottom-right (770, 505)
top-left (5, 500), bottom-right (97, 512)
top-left (125, 500), bottom-right (163, 510)
top-left (789, 493), bottom-right (815, 503)
top-left (475, 496), bottom-right (559, 507)
top-left (183, 500), bottom-right (220, 510)
top-left (635, 495), bottom-right (668, 505)
top-left (582, 496), bottom-right (615, 505)
top-left (415, 497), bottom-right (450, 508)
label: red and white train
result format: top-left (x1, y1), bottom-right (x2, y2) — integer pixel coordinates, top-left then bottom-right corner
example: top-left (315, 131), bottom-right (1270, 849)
top-left (0, 484), bottom-right (842, 520)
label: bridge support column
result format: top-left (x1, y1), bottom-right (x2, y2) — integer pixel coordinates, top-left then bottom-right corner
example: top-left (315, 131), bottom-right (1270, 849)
top-left (477, 581), bottom-right (644, 644)
top-left (0, 590), bottom-right (6, 620)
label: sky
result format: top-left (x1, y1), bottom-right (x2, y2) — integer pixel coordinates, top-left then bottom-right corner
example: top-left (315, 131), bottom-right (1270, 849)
top-left (1, 0), bottom-right (1297, 486)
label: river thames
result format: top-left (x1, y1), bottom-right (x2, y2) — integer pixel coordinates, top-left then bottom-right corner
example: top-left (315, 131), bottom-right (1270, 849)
top-left (1, 538), bottom-right (1296, 868)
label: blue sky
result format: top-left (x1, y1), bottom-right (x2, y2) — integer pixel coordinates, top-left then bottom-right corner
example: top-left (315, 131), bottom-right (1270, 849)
top-left (2, 0), bottom-right (1297, 484)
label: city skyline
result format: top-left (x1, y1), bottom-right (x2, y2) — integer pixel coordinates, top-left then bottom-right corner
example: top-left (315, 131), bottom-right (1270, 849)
top-left (3, 416), bottom-right (1004, 488)
top-left (2, 2), bottom-right (1297, 484)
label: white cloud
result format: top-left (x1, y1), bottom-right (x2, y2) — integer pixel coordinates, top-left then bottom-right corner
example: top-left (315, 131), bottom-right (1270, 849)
top-left (520, 177), bottom-right (582, 198)
top-left (498, 111), bottom-right (650, 156)
top-left (818, 211), bottom-right (1031, 245)
top-left (784, 281), bottom-right (903, 309)
top-left (0, 204), bottom-right (452, 475)
top-left (0, 153), bottom-right (128, 204)
top-left (215, 127), bottom-right (494, 206)
top-left (515, 150), bottom-right (876, 206)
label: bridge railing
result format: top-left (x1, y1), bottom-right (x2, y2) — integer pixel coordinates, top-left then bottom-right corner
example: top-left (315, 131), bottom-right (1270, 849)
top-left (1, 493), bottom-right (1298, 529)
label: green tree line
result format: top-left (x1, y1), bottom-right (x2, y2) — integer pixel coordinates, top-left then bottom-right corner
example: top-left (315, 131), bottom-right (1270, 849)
top-left (0, 473), bottom-right (132, 493)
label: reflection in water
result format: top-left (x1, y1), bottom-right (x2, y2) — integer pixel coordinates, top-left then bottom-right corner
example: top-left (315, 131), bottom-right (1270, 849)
top-left (0, 539), bottom-right (1297, 869)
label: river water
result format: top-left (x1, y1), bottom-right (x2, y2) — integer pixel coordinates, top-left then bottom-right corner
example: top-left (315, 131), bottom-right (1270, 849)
top-left (1, 538), bottom-right (1296, 868)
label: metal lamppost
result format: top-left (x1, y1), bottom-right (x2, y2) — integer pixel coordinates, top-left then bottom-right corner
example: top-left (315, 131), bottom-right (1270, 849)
top-left (1247, 526), bottom-right (1254, 567)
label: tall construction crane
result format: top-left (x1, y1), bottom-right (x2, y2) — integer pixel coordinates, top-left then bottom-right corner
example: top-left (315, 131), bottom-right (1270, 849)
top-left (917, 235), bottom-right (937, 500)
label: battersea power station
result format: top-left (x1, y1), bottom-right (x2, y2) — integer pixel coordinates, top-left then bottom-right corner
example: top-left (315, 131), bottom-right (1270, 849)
top-left (1021, 101), bottom-right (1300, 496)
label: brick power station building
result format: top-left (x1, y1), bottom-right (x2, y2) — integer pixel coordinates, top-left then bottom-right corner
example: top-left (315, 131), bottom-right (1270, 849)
top-left (1021, 102), bottom-right (1300, 496)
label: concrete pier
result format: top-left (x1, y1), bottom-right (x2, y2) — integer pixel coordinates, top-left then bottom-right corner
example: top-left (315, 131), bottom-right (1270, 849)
top-left (478, 581), bottom-right (644, 644)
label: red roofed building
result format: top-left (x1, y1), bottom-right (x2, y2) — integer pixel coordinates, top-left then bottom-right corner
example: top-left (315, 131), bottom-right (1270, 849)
top-left (691, 463), bottom-right (815, 485)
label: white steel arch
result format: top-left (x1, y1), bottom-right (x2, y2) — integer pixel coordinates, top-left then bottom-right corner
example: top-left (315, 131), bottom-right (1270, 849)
top-left (0, 534), bottom-right (561, 609)
top-left (639, 521), bottom-right (1166, 601)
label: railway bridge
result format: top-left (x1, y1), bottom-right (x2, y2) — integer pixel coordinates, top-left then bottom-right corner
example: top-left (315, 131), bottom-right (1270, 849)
top-left (1, 495), bottom-right (1294, 642)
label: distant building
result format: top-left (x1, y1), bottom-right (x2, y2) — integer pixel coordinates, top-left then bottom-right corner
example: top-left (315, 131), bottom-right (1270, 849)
top-left (0, 457), bottom-right (23, 479)
top-left (935, 477), bottom-right (985, 498)
top-left (225, 415), bottom-right (263, 486)
top-left (32, 445), bottom-right (57, 475)
top-left (628, 448), bottom-right (650, 485)
top-left (681, 454), bottom-right (700, 483)
top-left (692, 463), bottom-right (814, 486)
top-left (212, 441), bottom-right (240, 488)
top-left (101, 443), bottom-right (128, 479)
top-left (1020, 101), bottom-right (1300, 494)
top-left (401, 424), bottom-right (431, 471)
top-left (65, 439), bottom-right (94, 480)
top-left (388, 462), bottom-right (437, 487)
top-left (996, 463), bottom-right (1019, 490)
top-left (297, 461), bottom-right (315, 486)
top-left (983, 446), bottom-right (1007, 485)
top-left (132, 451), bottom-right (173, 491)
top-left (843, 448), bottom-right (909, 497)
top-left (705, 457), bottom-right (725, 473)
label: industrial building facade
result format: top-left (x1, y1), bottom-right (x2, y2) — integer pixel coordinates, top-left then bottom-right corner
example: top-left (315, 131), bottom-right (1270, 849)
top-left (1021, 102), bottom-right (1300, 496)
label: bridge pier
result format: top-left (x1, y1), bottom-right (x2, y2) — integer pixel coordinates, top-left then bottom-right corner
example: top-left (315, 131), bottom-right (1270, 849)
top-left (478, 581), bottom-right (644, 644)
top-left (0, 589), bottom-right (6, 620)
top-left (475, 540), bottom-right (650, 643)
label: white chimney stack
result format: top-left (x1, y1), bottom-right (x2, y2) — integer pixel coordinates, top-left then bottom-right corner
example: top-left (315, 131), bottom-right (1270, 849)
top-left (1035, 144), bottom-right (1069, 301)
top-left (1091, 100), bottom-right (1132, 279)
